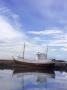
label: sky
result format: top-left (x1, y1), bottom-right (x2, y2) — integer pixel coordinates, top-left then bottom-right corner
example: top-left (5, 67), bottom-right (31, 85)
top-left (0, 0), bottom-right (67, 60)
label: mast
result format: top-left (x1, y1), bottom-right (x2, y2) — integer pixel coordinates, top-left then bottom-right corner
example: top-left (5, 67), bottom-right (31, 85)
top-left (23, 43), bottom-right (25, 60)
top-left (45, 45), bottom-right (48, 59)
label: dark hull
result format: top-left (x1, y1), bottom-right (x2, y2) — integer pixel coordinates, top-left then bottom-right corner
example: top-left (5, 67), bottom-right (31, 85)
top-left (14, 60), bottom-right (54, 70)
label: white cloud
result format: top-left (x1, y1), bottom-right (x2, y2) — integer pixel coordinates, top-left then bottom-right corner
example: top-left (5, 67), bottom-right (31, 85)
top-left (61, 47), bottom-right (67, 51)
top-left (28, 29), bottom-right (63, 35)
top-left (47, 32), bottom-right (67, 47)
top-left (0, 16), bottom-right (27, 41)
top-left (29, 30), bottom-right (67, 48)
top-left (0, 17), bottom-right (21, 40)
top-left (0, 16), bottom-right (27, 59)
top-left (32, 37), bottom-right (41, 41)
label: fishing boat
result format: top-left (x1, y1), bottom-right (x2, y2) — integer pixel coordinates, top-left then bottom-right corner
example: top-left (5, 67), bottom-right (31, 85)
top-left (13, 43), bottom-right (55, 69)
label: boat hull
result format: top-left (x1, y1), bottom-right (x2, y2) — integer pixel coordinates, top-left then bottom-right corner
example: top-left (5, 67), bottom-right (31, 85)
top-left (14, 60), bottom-right (54, 70)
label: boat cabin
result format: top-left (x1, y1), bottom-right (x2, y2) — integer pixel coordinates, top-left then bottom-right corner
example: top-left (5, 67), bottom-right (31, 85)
top-left (37, 52), bottom-right (47, 60)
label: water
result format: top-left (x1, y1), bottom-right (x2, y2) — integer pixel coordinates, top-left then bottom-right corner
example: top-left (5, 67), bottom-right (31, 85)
top-left (0, 69), bottom-right (67, 90)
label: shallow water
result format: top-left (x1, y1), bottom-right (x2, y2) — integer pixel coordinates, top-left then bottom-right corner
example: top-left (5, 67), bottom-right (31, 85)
top-left (0, 69), bottom-right (67, 90)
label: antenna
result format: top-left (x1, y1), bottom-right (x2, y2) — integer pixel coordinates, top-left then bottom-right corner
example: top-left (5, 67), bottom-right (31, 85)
top-left (23, 43), bottom-right (25, 60)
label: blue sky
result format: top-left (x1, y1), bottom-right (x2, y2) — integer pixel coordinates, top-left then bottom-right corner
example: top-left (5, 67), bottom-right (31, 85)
top-left (0, 0), bottom-right (67, 60)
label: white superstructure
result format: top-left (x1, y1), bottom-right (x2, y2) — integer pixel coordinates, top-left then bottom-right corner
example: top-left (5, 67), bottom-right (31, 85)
top-left (36, 51), bottom-right (52, 63)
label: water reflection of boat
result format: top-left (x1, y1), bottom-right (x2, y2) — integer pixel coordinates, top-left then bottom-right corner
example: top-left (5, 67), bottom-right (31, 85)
top-left (36, 72), bottom-right (55, 90)
top-left (13, 69), bottom-right (55, 90)
top-left (13, 67), bottom-right (55, 75)
top-left (37, 72), bottom-right (55, 83)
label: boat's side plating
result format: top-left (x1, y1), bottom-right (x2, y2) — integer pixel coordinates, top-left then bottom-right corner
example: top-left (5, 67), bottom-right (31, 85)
top-left (14, 60), bottom-right (55, 69)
